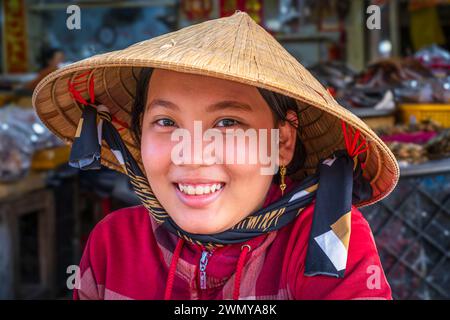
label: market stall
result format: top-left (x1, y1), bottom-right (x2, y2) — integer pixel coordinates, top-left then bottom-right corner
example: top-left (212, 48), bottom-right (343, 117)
top-left (360, 157), bottom-right (450, 299)
top-left (304, 1), bottom-right (450, 299)
top-left (0, 104), bottom-right (141, 298)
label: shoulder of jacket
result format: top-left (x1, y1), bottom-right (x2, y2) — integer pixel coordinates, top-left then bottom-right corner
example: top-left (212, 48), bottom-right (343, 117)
top-left (91, 205), bottom-right (149, 235)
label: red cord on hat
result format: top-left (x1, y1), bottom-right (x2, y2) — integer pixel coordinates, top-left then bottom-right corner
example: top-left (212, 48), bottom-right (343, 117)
top-left (341, 120), bottom-right (368, 169)
top-left (68, 71), bottom-right (129, 131)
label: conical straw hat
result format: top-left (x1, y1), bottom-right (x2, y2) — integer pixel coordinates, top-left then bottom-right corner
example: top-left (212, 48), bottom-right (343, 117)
top-left (32, 11), bottom-right (399, 207)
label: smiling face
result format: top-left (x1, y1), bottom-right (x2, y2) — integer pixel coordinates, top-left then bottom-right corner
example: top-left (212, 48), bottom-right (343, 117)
top-left (140, 69), bottom-right (297, 234)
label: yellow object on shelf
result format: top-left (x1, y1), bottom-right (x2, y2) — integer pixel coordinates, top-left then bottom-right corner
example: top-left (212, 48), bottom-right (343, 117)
top-left (399, 103), bottom-right (450, 128)
top-left (31, 145), bottom-right (70, 170)
top-left (362, 115), bottom-right (395, 130)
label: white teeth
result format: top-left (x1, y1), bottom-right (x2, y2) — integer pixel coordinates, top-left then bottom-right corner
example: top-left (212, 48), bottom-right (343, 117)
top-left (195, 186), bottom-right (204, 195)
top-left (177, 183), bottom-right (223, 195)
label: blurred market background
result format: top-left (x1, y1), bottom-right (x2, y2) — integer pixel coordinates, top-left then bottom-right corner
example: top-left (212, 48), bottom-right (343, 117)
top-left (0, 0), bottom-right (449, 300)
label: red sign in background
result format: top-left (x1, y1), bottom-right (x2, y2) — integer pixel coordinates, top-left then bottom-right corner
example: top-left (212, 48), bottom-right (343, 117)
top-left (3, 0), bottom-right (29, 73)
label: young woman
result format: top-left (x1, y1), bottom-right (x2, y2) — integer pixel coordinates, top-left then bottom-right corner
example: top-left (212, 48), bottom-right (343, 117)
top-left (32, 12), bottom-right (399, 300)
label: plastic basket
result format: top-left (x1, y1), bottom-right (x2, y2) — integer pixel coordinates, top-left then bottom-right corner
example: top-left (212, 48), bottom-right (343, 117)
top-left (400, 103), bottom-right (450, 128)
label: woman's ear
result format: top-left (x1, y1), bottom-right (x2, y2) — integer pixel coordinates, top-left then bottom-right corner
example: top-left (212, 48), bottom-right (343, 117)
top-left (278, 110), bottom-right (298, 167)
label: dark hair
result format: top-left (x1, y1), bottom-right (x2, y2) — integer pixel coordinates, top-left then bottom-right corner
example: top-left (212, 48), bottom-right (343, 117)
top-left (130, 68), bottom-right (306, 179)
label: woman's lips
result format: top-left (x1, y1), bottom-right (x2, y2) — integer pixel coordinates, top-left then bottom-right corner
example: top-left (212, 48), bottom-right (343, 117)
top-left (173, 182), bottom-right (225, 208)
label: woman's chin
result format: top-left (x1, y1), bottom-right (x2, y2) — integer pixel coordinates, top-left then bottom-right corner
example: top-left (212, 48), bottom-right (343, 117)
top-left (172, 214), bottom-right (232, 235)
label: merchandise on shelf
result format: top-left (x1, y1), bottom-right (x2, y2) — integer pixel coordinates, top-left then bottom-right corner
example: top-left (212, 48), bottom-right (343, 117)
top-left (0, 106), bottom-right (64, 182)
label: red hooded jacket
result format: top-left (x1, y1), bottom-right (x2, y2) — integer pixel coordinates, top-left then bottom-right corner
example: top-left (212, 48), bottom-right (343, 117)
top-left (73, 179), bottom-right (392, 300)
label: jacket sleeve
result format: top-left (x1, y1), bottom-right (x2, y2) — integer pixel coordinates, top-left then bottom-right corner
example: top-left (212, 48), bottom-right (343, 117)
top-left (293, 205), bottom-right (392, 300)
top-left (73, 220), bottom-right (108, 300)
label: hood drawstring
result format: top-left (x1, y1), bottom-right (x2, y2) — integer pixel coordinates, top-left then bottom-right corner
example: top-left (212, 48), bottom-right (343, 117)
top-left (233, 244), bottom-right (251, 300)
top-left (164, 238), bottom-right (185, 300)
top-left (163, 239), bottom-right (252, 300)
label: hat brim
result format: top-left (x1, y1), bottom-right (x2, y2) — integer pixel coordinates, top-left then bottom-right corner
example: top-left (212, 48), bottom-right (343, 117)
top-left (32, 12), bottom-right (399, 207)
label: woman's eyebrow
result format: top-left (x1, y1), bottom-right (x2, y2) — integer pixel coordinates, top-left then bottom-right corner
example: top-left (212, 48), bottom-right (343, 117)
top-left (147, 99), bottom-right (252, 112)
top-left (206, 100), bottom-right (253, 112)
top-left (147, 99), bottom-right (179, 111)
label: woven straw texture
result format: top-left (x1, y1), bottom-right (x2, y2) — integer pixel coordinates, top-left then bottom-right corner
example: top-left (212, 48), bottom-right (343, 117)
top-left (32, 11), bottom-right (399, 207)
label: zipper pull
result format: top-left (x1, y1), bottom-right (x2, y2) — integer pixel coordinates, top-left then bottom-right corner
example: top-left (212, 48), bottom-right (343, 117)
top-left (199, 249), bottom-right (213, 290)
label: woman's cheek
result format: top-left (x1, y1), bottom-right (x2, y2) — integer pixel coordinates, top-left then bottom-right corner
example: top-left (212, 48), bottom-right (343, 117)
top-left (226, 162), bottom-right (271, 206)
top-left (141, 133), bottom-right (173, 175)
top-left (232, 135), bottom-right (274, 209)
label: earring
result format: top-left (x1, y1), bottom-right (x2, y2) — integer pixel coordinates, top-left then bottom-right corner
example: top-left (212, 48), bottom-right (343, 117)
top-left (279, 165), bottom-right (287, 196)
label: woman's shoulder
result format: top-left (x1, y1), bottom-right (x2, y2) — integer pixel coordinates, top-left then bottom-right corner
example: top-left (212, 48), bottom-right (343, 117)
top-left (283, 202), bottom-right (392, 299)
top-left (285, 201), bottom-right (378, 262)
top-left (288, 201), bottom-right (373, 236)
top-left (75, 205), bottom-right (165, 300)
top-left (95, 205), bottom-right (149, 228)
top-left (80, 204), bottom-right (162, 271)
top-left (87, 205), bottom-right (154, 246)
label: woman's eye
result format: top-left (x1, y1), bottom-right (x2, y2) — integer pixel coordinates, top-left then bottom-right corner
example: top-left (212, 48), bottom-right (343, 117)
top-left (216, 118), bottom-right (239, 127)
top-left (155, 118), bottom-right (176, 127)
